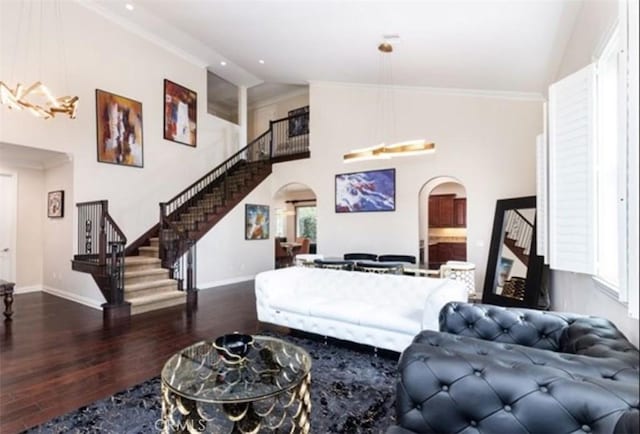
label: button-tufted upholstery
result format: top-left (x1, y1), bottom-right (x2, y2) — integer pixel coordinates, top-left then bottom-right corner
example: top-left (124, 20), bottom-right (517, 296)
top-left (255, 267), bottom-right (467, 352)
top-left (388, 302), bottom-right (639, 434)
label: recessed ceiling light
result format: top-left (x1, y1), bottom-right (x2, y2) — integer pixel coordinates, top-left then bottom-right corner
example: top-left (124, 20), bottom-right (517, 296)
top-left (258, 59), bottom-right (265, 64)
top-left (125, 3), bottom-right (134, 11)
top-left (220, 61), bottom-right (227, 66)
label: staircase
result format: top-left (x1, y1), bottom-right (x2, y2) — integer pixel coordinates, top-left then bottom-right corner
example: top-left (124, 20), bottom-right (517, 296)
top-left (124, 238), bottom-right (184, 315)
top-left (503, 209), bottom-right (533, 265)
top-left (72, 110), bottom-right (310, 321)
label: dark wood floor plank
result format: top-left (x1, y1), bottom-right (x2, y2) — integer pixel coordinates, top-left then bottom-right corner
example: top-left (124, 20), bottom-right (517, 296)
top-left (0, 283), bottom-right (259, 433)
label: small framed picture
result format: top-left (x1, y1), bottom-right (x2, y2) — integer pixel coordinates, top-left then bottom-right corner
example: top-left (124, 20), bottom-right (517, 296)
top-left (48, 190), bottom-right (64, 218)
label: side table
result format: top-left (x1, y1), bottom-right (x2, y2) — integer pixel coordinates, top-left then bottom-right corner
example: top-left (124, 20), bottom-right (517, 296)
top-left (0, 280), bottom-right (15, 320)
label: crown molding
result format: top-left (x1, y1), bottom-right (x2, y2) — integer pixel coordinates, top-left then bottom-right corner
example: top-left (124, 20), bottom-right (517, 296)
top-left (74, 0), bottom-right (263, 87)
top-left (75, 0), bottom-right (208, 69)
top-left (248, 87), bottom-right (310, 111)
top-left (308, 80), bottom-right (545, 102)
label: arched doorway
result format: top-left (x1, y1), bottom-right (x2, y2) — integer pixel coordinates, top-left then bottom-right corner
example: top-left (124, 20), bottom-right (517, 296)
top-left (419, 177), bottom-right (467, 270)
top-left (273, 182), bottom-right (317, 267)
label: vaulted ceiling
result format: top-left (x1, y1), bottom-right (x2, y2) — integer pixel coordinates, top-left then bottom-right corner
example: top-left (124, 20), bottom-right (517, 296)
top-left (89, 1), bottom-right (583, 94)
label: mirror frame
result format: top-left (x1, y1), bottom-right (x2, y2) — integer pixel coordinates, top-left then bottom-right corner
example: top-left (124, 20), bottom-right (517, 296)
top-left (482, 196), bottom-right (545, 309)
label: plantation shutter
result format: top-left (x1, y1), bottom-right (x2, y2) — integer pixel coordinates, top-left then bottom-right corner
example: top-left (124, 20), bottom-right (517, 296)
top-left (548, 63), bottom-right (596, 274)
top-left (536, 133), bottom-right (548, 264)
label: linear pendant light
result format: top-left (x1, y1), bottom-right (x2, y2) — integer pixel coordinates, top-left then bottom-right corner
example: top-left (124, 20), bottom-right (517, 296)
top-left (343, 40), bottom-right (435, 162)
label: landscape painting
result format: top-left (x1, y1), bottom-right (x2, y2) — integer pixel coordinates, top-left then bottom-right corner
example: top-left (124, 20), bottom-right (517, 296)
top-left (95, 89), bottom-right (144, 167)
top-left (335, 168), bottom-right (395, 213)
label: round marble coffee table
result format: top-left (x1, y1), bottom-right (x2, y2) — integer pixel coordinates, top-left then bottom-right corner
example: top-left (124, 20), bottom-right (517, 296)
top-left (160, 336), bottom-right (312, 433)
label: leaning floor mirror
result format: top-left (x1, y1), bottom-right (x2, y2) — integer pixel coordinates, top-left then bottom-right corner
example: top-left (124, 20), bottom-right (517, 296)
top-left (482, 196), bottom-right (545, 309)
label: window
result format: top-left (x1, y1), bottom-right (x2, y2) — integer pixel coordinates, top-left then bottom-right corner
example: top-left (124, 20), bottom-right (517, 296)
top-left (274, 208), bottom-right (286, 238)
top-left (548, 5), bottom-right (639, 319)
top-left (295, 205), bottom-right (316, 242)
top-left (595, 27), bottom-right (621, 288)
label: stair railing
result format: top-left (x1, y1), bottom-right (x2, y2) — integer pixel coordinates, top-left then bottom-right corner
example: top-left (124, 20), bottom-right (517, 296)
top-left (504, 209), bottom-right (533, 256)
top-left (157, 109), bottom-right (310, 289)
top-left (76, 200), bottom-right (127, 305)
top-left (269, 110), bottom-right (310, 158)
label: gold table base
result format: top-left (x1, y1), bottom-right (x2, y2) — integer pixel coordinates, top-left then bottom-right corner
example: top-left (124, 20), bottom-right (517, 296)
top-left (161, 374), bottom-right (311, 433)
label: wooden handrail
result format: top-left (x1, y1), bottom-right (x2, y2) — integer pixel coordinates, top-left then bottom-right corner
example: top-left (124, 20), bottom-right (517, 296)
top-left (162, 132), bottom-right (270, 207)
top-left (76, 200), bottom-right (108, 207)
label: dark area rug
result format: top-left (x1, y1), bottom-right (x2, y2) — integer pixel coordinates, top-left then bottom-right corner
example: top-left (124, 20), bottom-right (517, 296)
top-left (26, 333), bottom-right (399, 433)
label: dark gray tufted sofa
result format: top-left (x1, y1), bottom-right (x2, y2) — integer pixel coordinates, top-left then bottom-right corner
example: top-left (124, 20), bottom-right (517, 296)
top-left (387, 302), bottom-right (640, 434)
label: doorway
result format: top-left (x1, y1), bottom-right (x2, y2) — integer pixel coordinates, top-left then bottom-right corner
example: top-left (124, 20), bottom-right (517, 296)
top-left (273, 183), bottom-right (317, 268)
top-left (0, 172), bottom-right (17, 282)
top-left (419, 177), bottom-right (467, 270)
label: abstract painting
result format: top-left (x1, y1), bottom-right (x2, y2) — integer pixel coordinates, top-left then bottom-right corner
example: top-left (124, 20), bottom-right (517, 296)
top-left (164, 79), bottom-right (197, 147)
top-left (245, 204), bottom-right (270, 240)
top-left (335, 168), bottom-right (395, 213)
top-left (288, 105), bottom-right (309, 137)
top-left (95, 89), bottom-right (144, 167)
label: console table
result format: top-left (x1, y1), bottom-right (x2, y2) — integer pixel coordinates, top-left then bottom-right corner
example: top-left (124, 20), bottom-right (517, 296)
top-left (0, 280), bottom-right (15, 320)
top-left (161, 336), bottom-right (312, 433)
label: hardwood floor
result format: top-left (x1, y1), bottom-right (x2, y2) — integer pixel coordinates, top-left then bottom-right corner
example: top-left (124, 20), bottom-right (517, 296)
top-left (0, 283), bottom-right (259, 433)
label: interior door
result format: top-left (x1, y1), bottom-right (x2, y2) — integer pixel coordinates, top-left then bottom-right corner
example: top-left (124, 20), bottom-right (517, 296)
top-left (0, 172), bottom-right (17, 282)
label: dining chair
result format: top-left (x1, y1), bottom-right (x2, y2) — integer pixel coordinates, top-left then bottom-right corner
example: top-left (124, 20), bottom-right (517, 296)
top-left (378, 254), bottom-right (417, 264)
top-left (343, 253), bottom-right (378, 261)
top-left (295, 237), bottom-right (311, 254)
top-left (275, 238), bottom-right (292, 268)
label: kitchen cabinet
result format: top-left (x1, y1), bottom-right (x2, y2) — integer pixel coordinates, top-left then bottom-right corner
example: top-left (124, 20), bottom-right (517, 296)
top-left (428, 242), bottom-right (467, 269)
top-left (453, 198), bottom-right (467, 227)
top-left (428, 194), bottom-right (455, 227)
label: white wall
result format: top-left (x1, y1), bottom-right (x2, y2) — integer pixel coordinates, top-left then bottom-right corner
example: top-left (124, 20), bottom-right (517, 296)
top-left (0, 165), bottom-right (44, 290)
top-left (271, 82), bottom-right (542, 290)
top-left (548, 0), bottom-right (639, 346)
top-left (196, 180), bottom-right (274, 288)
top-left (0, 1), bottom-right (257, 305)
top-left (248, 92), bottom-right (309, 140)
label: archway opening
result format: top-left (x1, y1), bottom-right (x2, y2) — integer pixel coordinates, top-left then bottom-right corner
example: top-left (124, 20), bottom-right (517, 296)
top-left (272, 182), bottom-right (317, 268)
top-left (419, 177), bottom-right (467, 270)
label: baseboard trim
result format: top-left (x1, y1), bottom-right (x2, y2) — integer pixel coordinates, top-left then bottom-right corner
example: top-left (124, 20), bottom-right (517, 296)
top-left (15, 284), bottom-right (43, 294)
top-left (198, 275), bottom-right (254, 290)
top-left (42, 286), bottom-right (103, 311)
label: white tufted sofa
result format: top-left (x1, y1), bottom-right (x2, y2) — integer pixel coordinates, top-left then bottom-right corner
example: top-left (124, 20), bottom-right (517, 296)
top-left (255, 267), bottom-right (468, 352)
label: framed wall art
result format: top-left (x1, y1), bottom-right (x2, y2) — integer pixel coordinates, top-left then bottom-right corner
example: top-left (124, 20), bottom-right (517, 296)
top-left (245, 204), bottom-right (270, 240)
top-left (288, 105), bottom-right (309, 137)
top-left (47, 190), bottom-right (64, 218)
top-left (335, 168), bottom-right (396, 213)
top-left (164, 79), bottom-right (197, 147)
top-left (95, 89), bottom-right (144, 168)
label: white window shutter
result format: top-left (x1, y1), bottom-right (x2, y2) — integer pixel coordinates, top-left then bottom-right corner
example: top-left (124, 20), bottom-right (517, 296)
top-left (624, 0), bottom-right (639, 319)
top-left (548, 63), bottom-right (597, 274)
top-left (536, 133), bottom-right (548, 264)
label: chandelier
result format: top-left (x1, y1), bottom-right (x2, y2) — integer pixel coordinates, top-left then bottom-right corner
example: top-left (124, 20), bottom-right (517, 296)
top-left (0, 81), bottom-right (78, 119)
top-left (343, 40), bottom-right (435, 162)
top-left (0, 1), bottom-right (78, 119)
